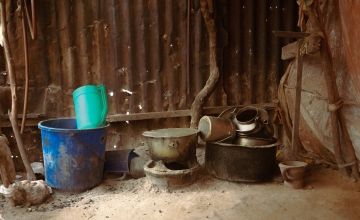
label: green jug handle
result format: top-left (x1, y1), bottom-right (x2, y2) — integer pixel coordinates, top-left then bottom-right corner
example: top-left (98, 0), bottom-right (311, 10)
top-left (97, 85), bottom-right (108, 125)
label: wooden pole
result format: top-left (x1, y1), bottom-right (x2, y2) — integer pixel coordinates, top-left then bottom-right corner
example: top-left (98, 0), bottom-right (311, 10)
top-left (291, 39), bottom-right (304, 156)
top-left (190, 0), bottom-right (220, 128)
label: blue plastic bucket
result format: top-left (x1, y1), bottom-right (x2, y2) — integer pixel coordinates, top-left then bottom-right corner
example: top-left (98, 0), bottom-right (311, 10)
top-left (38, 118), bottom-right (108, 192)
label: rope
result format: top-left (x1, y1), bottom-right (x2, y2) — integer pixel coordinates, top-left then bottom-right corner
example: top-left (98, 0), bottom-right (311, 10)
top-left (338, 160), bottom-right (357, 169)
top-left (328, 99), bottom-right (344, 112)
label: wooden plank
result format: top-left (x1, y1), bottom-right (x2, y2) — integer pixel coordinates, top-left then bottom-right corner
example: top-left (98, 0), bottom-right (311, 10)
top-left (0, 113), bottom-right (44, 119)
top-left (0, 103), bottom-right (276, 127)
top-left (272, 31), bottom-right (310, 39)
top-left (108, 110), bottom-right (191, 122)
top-left (108, 103), bottom-right (275, 122)
top-left (0, 118), bottom-right (42, 128)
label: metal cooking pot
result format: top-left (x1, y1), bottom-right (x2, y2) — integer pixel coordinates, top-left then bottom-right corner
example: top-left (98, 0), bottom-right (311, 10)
top-left (205, 138), bottom-right (279, 182)
top-left (142, 128), bottom-right (198, 162)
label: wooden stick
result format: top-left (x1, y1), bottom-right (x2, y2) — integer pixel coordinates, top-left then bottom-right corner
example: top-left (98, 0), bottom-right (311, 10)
top-left (8, 111), bottom-right (35, 180)
top-left (23, 0), bottom-right (36, 40)
top-left (291, 39), bottom-right (304, 156)
top-left (20, 0), bottom-right (29, 134)
top-left (0, 0), bottom-right (35, 181)
top-left (272, 31), bottom-right (310, 39)
top-left (190, 0), bottom-right (220, 128)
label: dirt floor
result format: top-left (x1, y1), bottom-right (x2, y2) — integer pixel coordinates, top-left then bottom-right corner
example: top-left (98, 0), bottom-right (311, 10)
top-left (1, 164), bottom-right (360, 220)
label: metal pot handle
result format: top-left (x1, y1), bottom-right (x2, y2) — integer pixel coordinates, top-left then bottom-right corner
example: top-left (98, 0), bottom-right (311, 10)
top-left (168, 141), bottom-right (178, 149)
top-left (218, 107), bottom-right (237, 118)
top-left (217, 135), bottom-right (234, 143)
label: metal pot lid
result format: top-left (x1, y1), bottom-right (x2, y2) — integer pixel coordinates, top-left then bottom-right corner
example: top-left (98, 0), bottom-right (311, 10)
top-left (142, 128), bottom-right (198, 138)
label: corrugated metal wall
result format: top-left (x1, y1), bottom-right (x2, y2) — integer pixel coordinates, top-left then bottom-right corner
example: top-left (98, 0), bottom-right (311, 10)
top-left (220, 0), bottom-right (297, 104)
top-left (0, 0), bottom-right (298, 167)
top-left (1, 0), bottom-right (297, 119)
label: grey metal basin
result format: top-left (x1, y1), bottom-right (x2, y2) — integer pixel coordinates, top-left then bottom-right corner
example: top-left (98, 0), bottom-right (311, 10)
top-left (142, 128), bottom-right (198, 162)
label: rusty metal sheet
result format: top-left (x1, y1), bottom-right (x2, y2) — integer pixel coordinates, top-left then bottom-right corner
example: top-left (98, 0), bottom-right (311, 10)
top-left (0, 0), bottom-right (297, 119)
top-left (339, 0), bottom-right (360, 96)
top-left (0, 0), bottom-right (297, 167)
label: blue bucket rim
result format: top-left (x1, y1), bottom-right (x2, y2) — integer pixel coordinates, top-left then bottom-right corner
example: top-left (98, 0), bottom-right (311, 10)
top-left (38, 117), bottom-right (109, 132)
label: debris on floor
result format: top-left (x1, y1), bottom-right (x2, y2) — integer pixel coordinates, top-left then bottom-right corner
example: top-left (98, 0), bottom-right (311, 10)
top-left (0, 180), bottom-right (52, 207)
top-left (1, 166), bottom-right (360, 220)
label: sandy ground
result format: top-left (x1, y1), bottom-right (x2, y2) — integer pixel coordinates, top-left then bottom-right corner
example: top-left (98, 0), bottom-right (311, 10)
top-left (1, 165), bottom-right (360, 220)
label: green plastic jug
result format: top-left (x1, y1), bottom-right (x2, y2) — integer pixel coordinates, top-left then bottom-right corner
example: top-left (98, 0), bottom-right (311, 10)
top-left (73, 84), bottom-right (108, 129)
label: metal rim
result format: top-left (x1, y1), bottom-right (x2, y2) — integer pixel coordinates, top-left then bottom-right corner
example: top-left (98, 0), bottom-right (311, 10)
top-left (279, 161), bottom-right (308, 168)
top-left (209, 140), bottom-right (281, 149)
top-left (142, 128), bottom-right (198, 138)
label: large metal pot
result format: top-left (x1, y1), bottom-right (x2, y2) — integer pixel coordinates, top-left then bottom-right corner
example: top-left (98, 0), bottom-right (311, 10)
top-left (142, 128), bottom-right (198, 162)
top-left (205, 137), bottom-right (279, 182)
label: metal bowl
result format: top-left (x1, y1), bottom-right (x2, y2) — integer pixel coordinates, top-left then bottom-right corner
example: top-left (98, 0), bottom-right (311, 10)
top-left (142, 128), bottom-right (198, 162)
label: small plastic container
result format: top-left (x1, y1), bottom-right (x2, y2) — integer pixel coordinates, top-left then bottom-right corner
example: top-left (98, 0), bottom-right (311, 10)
top-left (73, 84), bottom-right (108, 129)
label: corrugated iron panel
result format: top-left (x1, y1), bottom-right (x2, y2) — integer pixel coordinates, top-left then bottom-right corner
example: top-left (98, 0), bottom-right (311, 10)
top-left (340, 1), bottom-right (360, 96)
top-left (220, 0), bottom-right (297, 105)
top-left (0, 0), bottom-right (298, 166)
top-left (1, 0), bottom-right (297, 118)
